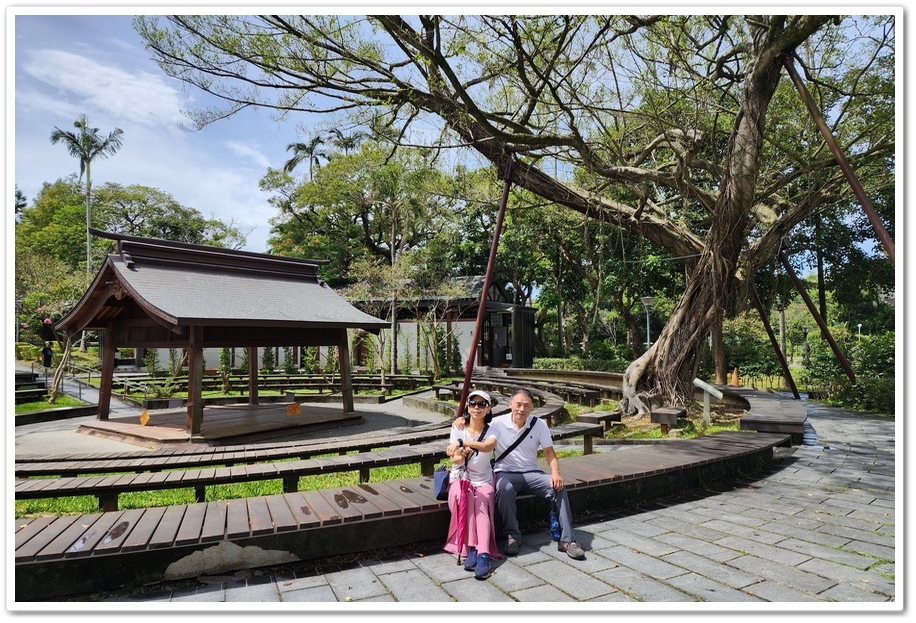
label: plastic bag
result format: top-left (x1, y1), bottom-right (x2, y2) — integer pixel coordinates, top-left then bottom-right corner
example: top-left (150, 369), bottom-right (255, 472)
top-left (549, 501), bottom-right (561, 541)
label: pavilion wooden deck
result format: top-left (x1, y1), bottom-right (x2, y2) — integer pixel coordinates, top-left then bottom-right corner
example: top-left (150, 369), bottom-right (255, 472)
top-left (14, 430), bottom-right (789, 601)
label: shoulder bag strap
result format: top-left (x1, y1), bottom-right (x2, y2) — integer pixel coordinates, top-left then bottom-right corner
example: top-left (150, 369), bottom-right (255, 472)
top-left (493, 417), bottom-right (538, 465)
top-left (470, 424), bottom-right (489, 456)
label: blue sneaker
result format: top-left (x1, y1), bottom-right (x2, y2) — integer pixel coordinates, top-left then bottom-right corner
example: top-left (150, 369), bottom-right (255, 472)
top-left (474, 553), bottom-right (491, 580)
top-left (463, 547), bottom-right (478, 571)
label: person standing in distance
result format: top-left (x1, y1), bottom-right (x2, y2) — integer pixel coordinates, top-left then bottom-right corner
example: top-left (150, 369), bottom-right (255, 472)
top-left (450, 387), bottom-right (585, 560)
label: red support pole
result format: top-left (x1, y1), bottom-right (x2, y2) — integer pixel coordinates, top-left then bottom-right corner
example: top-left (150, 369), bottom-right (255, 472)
top-left (779, 250), bottom-right (857, 384)
top-left (456, 157), bottom-right (515, 419)
top-left (779, 53), bottom-right (895, 264)
top-left (749, 282), bottom-right (801, 399)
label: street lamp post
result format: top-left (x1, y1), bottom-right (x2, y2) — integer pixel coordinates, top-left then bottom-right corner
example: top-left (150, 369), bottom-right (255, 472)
top-left (857, 323), bottom-right (862, 341)
top-left (640, 296), bottom-right (655, 350)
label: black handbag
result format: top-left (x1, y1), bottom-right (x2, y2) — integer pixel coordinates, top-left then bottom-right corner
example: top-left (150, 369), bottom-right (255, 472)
top-left (433, 464), bottom-right (450, 500)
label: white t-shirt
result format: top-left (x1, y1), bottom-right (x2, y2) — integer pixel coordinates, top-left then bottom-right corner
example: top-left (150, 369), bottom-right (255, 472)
top-left (490, 414), bottom-right (553, 473)
top-left (449, 424), bottom-right (496, 486)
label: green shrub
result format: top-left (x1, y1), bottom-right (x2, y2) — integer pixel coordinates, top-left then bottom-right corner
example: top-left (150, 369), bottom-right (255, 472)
top-left (533, 357), bottom-right (625, 373)
top-left (799, 331), bottom-right (895, 415)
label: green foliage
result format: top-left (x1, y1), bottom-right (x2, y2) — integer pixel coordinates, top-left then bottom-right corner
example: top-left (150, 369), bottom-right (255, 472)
top-left (282, 346), bottom-right (296, 374)
top-left (16, 343), bottom-right (42, 361)
top-left (722, 313), bottom-right (782, 378)
top-left (434, 329), bottom-right (462, 378)
top-left (94, 182), bottom-right (246, 247)
top-left (143, 348), bottom-right (159, 375)
top-left (167, 348), bottom-right (183, 376)
top-left (300, 346), bottom-right (320, 373)
top-left (15, 394), bottom-right (86, 414)
top-left (533, 358), bottom-right (627, 373)
top-left (218, 347), bottom-right (232, 372)
top-left (15, 178), bottom-right (90, 269)
top-left (260, 347), bottom-right (276, 372)
top-left (800, 331), bottom-right (896, 414)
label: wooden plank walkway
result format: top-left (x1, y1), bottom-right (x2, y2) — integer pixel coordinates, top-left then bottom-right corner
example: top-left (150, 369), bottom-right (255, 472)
top-left (14, 430), bottom-right (789, 600)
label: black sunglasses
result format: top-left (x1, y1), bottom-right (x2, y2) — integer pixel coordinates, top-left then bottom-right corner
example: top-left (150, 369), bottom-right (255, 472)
top-left (467, 399), bottom-right (489, 408)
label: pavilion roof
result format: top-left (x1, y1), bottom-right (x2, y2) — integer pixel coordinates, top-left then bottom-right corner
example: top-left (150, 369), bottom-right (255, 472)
top-left (55, 230), bottom-right (389, 335)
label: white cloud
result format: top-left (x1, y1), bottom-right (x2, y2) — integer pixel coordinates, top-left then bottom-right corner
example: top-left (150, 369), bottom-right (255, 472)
top-left (12, 15), bottom-right (308, 254)
top-left (224, 140), bottom-right (272, 170)
top-left (21, 49), bottom-right (187, 129)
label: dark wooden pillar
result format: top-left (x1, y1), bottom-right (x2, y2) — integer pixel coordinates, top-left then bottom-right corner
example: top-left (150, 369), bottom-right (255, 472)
top-left (97, 329), bottom-right (116, 420)
top-left (248, 346), bottom-right (259, 405)
top-left (337, 329), bottom-right (355, 414)
top-left (186, 325), bottom-right (204, 435)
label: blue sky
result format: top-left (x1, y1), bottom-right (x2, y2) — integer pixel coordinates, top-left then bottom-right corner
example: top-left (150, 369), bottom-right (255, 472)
top-left (12, 11), bottom-right (310, 253)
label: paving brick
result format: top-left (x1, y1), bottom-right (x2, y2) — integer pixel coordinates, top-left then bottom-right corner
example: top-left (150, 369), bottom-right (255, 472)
top-left (665, 572), bottom-right (763, 602)
top-left (442, 576), bottom-right (515, 602)
top-left (742, 580), bottom-right (825, 601)
top-left (223, 581), bottom-right (281, 602)
top-left (512, 584), bottom-right (576, 601)
top-left (778, 537), bottom-right (877, 570)
top-left (604, 515), bottom-right (670, 538)
top-left (645, 514), bottom-right (734, 542)
top-left (841, 539), bottom-right (895, 561)
top-left (655, 532), bottom-right (742, 563)
top-left (700, 519), bottom-right (787, 545)
top-left (818, 582), bottom-right (894, 602)
top-left (661, 550), bottom-right (760, 589)
top-left (377, 567), bottom-right (453, 601)
top-left (592, 527), bottom-right (680, 557)
top-left (279, 584), bottom-right (338, 601)
top-left (324, 567), bottom-right (389, 600)
top-left (797, 557), bottom-right (896, 597)
top-left (756, 519), bottom-right (850, 545)
top-left (598, 544), bottom-right (690, 581)
top-left (713, 536), bottom-right (810, 566)
top-left (592, 565), bottom-right (695, 602)
top-left (524, 558), bottom-right (617, 600)
top-left (483, 559), bottom-right (545, 593)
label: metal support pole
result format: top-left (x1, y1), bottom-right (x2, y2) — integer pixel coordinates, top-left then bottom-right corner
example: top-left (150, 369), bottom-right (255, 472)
top-left (749, 282), bottom-right (800, 399)
top-left (779, 53), bottom-right (894, 264)
top-left (456, 156), bottom-right (515, 419)
top-left (779, 250), bottom-right (856, 384)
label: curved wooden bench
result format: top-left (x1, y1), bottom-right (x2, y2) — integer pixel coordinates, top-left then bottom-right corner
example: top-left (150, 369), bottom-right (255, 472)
top-left (15, 423), bottom-right (603, 511)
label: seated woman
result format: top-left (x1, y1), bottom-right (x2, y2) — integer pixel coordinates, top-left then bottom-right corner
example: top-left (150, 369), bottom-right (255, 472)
top-left (443, 390), bottom-right (500, 579)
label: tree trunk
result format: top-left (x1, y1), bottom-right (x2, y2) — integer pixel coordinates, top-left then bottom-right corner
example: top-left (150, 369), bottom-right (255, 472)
top-left (47, 336), bottom-right (73, 404)
top-left (617, 21), bottom-right (787, 415)
top-left (712, 319), bottom-right (726, 385)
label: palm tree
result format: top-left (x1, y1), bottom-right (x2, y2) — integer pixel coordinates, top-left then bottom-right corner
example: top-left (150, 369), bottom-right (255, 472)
top-left (50, 114), bottom-right (125, 274)
top-left (50, 114), bottom-right (124, 351)
top-left (329, 128), bottom-right (366, 155)
top-left (283, 133), bottom-right (326, 181)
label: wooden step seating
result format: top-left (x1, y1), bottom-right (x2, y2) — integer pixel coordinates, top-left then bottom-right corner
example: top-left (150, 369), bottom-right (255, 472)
top-left (500, 369), bottom-right (624, 401)
top-left (14, 429), bottom-right (790, 601)
top-left (15, 422), bottom-right (603, 512)
top-left (470, 374), bottom-right (601, 407)
top-left (113, 373), bottom-right (433, 398)
top-left (433, 379), bottom-right (567, 425)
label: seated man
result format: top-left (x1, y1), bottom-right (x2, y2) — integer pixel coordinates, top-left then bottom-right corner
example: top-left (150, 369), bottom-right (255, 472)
top-left (451, 387), bottom-right (585, 560)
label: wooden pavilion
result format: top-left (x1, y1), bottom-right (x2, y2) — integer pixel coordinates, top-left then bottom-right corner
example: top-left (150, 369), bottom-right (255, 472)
top-left (53, 230), bottom-right (389, 436)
